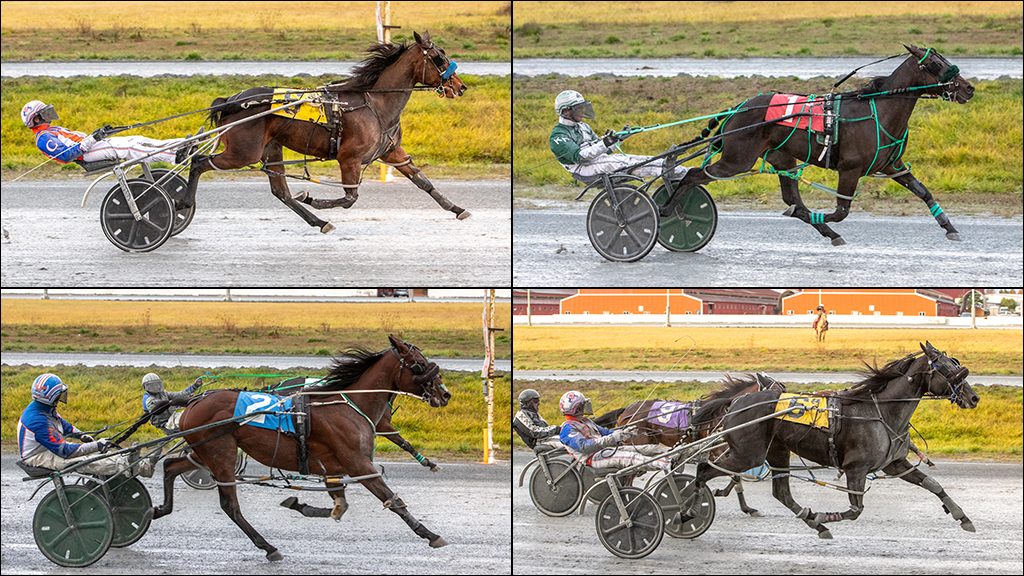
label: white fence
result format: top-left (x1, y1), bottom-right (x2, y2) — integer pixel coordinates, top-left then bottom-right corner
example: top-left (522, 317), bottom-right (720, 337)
top-left (1, 289), bottom-right (510, 301)
top-left (515, 312), bottom-right (1022, 329)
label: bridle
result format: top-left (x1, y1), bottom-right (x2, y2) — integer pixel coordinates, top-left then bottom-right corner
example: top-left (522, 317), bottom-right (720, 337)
top-left (916, 47), bottom-right (962, 102)
top-left (390, 341), bottom-right (448, 403)
top-left (420, 41), bottom-right (459, 96)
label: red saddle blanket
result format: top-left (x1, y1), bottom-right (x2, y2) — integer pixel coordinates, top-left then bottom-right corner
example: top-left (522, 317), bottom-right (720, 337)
top-left (765, 93), bottom-right (826, 132)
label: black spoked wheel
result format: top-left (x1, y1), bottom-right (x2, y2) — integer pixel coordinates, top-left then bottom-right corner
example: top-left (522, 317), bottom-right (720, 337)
top-left (100, 179), bottom-right (174, 252)
top-left (651, 183), bottom-right (718, 252)
top-left (150, 169), bottom-right (195, 237)
top-left (586, 186), bottom-right (659, 262)
top-left (528, 459), bottom-right (583, 517)
top-left (652, 473), bottom-right (716, 539)
top-left (595, 487), bottom-right (664, 559)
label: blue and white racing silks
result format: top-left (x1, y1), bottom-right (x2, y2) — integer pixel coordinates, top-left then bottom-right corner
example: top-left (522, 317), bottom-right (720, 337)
top-left (232, 392), bottom-right (296, 434)
top-left (32, 125), bottom-right (91, 163)
top-left (17, 400), bottom-right (87, 459)
top-left (559, 417), bottom-right (613, 465)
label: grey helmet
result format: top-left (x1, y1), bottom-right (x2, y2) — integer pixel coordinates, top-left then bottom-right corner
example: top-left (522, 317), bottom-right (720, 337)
top-left (519, 389), bottom-right (541, 410)
top-left (142, 373), bottom-right (164, 394)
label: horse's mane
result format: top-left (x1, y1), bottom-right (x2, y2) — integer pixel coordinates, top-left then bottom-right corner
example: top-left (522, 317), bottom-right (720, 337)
top-left (306, 348), bottom-right (386, 392)
top-left (330, 42), bottom-right (412, 92)
top-left (704, 373), bottom-right (759, 401)
top-left (849, 75), bottom-right (889, 96)
top-left (842, 354), bottom-right (918, 399)
top-left (690, 373), bottom-right (760, 429)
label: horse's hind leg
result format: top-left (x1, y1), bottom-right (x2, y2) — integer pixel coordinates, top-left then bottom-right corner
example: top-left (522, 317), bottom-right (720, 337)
top-left (767, 150), bottom-right (846, 245)
top-left (765, 443), bottom-right (834, 538)
top-left (382, 146), bottom-right (471, 220)
top-left (883, 458), bottom-right (975, 532)
top-left (890, 172), bottom-right (961, 241)
top-left (263, 141), bottom-right (334, 233)
top-left (152, 454), bottom-right (197, 519)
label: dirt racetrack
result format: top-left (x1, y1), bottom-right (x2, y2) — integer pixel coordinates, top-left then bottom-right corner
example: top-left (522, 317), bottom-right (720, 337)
top-left (513, 450), bottom-right (1022, 574)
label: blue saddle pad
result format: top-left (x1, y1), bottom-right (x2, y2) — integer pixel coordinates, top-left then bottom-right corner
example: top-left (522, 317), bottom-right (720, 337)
top-left (233, 392), bottom-right (295, 434)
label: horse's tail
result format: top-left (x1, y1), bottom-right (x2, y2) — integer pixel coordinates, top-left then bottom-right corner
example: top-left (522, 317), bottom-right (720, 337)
top-left (678, 113), bottom-right (724, 149)
top-left (207, 97), bottom-right (229, 127)
top-left (206, 87), bottom-right (276, 127)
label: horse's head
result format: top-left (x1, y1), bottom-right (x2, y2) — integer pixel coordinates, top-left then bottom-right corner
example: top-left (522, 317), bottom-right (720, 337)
top-left (388, 334), bottom-right (451, 408)
top-left (918, 341), bottom-right (979, 409)
top-left (414, 30), bottom-right (467, 98)
top-left (904, 44), bottom-right (974, 104)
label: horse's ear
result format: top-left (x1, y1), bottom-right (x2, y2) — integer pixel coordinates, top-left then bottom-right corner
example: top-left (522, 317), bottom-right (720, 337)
top-left (921, 341), bottom-right (934, 355)
top-left (415, 30), bottom-right (428, 45)
top-left (388, 334), bottom-right (404, 350)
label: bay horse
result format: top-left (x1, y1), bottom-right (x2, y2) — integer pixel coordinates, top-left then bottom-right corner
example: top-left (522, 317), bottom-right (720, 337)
top-left (594, 372), bottom-right (785, 516)
top-left (689, 341), bottom-right (979, 539)
top-left (662, 45), bottom-right (974, 246)
top-left (151, 335), bottom-right (452, 561)
top-left (180, 30), bottom-right (470, 235)
top-left (813, 309), bottom-right (829, 342)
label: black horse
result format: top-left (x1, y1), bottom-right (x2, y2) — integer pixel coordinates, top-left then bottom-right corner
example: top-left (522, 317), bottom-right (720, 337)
top-left (662, 45), bottom-right (974, 245)
top-left (688, 341), bottom-right (979, 539)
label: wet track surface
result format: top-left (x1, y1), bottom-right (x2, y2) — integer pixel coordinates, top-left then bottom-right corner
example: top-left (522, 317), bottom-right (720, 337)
top-left (1, 454), bottom-right (511, 574)
top-left (513, 208), bottom-right (1022, 285)
top-left (1, 178), bottom-right (510, 286)
top-left (513, 451), bottom-right (1022, 574)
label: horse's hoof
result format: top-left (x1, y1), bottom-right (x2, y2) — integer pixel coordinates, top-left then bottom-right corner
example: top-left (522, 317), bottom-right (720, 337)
top-left (946, 232), bottom-right (962, 241)
top-left (142, 507), bottom-right (154, 524)
top-left (321, 223), bottom-right (335, 234)
top-left (456, 210), bottom-right (472, 220)
top-left (267, 550), bottom-right (284, 562)
top-left (818, 530), bottom-right (833, 540)
top-left (782, 205), bottom-right (798, 217)
top-left (745, 509), bottom-right (762, 518)
top-left (960, 520), bottom-right (976, 532)
top-left (429, 536), bottom-right (449, 548)
top-left (831, 236), bottom-right (847, 246)
top-left (293, 191), bottom-right (308, 203)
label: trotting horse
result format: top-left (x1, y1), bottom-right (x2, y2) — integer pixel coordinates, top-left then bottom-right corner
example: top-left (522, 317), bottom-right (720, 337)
top-left (594, 372), bottom-right (785, 516)
top-left (662, 45), bottom-right (974, 246)
top-left (180, 30), bottom-right (470, 235)
top-left (689, 341), bottom-right (979, 539)
top-left (151, 335), bottom-right (452, 561)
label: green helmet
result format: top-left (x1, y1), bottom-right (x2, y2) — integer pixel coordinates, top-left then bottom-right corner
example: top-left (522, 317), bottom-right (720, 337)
top-left (554, 90), bottom-right (595, 119)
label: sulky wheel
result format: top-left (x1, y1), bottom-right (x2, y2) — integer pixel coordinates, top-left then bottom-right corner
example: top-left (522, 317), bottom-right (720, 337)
top-left (595, 487), bottom-right (665, 559)
top-left (528, 459), bottom-right (583, 517)
top-left (652, 473), bottom-right (716, 539)
top-left (181, 467), bottom-right (218, 490)
top-left (33, 485), bottom-right (114, 567)
top-left (586, 186), bottom-right (659, 262)
top-left (100, 179), bottom-right (175, 252)
top-left (651, 183), bottom-right (717, 252)
top-left (150, 169), bottom-right (195, 237)
top-left (87, 477), bottom-right (153, 547)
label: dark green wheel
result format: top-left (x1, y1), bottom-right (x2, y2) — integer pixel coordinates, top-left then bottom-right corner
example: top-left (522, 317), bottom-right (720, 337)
top-left (595, 487), bottom-right (664, 559)
top-left (88, 477), bottom-right (153, 547)
top-left (652, 473), bottom-right (716, 539)
top-left (33, 485), bottom-right (114, 567)
top-left (651, 183), bottom-right (718, 252)
top-left (586, 187), bottom-right (659, 262)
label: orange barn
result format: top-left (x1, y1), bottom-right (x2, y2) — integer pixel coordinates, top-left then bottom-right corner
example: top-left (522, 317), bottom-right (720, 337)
top-left (781, 289), bottom-right (959, 317)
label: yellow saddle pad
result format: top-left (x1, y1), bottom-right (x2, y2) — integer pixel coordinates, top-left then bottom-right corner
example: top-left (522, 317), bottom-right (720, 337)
top-left (271, 88), bottom-right (327, 124)
top-left (775, 393), bottom-right (830, 429)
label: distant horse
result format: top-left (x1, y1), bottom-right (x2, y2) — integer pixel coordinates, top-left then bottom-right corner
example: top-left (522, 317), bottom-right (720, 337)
top-left (594, 372), bottom-right (785, 516)
top-left (813, 309), bottom-right (829, 342)
top-left (151, 335), bottom-right (452, 561)
top-left (661, 45), bottom-right (974, 246)
top-left (689, 341), bottom-right (979, 539)
top-left (180, 30), bottom-right (470, 235)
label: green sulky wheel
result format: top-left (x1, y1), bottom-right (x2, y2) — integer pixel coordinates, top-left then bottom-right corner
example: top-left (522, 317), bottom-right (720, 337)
top-left (88, 476), bottom-right (153, 547)
top-left (33, 485), bottom-right (114, 567)
top-left (651, 183), bottom-right (718, 252)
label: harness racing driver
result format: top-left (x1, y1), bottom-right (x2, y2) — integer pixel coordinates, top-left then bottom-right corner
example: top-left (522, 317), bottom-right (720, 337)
top-left (142, 372), bottom-right (203, 434)
top-left (548, 90), bottom-right (691, 183)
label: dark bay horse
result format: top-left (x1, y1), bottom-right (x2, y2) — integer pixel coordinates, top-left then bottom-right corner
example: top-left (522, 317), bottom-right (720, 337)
top-left (662, 45), bottom-right (974, 246)
top-left (594, 372), bottom-right (785, 516)
top-left (151, 335), bottom-right (452, 561)
top-left (689, 342), bottom-right (979, 539)
top-left (181, 30), bottom-right (470, 235)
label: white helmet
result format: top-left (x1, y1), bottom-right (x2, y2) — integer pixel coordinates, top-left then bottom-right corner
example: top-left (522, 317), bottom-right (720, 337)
top-left (554, 90), bottom-right (595, 119)
top-left (559, 390), bottom-right (593, 416)
top-left (21, 100), bottom-right (59, 128)
top-left (142, 373), bottom-right (164, 394)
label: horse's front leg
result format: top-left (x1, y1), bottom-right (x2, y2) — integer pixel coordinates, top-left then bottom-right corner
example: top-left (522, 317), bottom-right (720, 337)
top-left (891, 172), bottom-right (961, 240)
top-left (355, 464), bottom-right (447, 548)
top-left (263, 141), bottom-right (334, 233)
top-left (883, 458), bottom-right (975, 532)
top-left (381, 146), bottom-right (471, 220)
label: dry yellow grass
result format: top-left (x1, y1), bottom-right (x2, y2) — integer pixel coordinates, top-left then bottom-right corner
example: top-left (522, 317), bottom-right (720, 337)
top-left (513, 1), bottom-right (1022, 25)
top-left (1, 1), bottom-right (510, 31)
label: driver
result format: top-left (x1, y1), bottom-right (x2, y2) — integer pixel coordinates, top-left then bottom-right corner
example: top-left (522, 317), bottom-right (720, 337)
top-left (549, 90), bottom-right (691, 182)
top-left (559, 390), bottom-right (674, 473)
top-left (17, 373), bottom-right (156, 477)
top-left (21, 100), bottom-right (196, 165)
top-left (513, 389), bottom-right (561, 451)
top-left (142, 373), bottom-right (203, 434)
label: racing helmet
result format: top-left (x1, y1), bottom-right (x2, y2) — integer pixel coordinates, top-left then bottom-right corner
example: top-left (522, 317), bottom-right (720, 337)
top-left (559, 390), bottom-right (593, 416)
top-left (554, 90), bottom-right (595, 119)
top-left (142, 373), bottom-right (165, 394)
top-left (518, 389), bottom-right (541, 410)
top-left (21, 100), bottom-right (59, 129)
top-left (31, 373), bottom-right (68, 406)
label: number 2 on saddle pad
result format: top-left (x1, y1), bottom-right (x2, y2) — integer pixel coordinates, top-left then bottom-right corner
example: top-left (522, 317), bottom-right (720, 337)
top-left (232, 392), bottom-right (296, 434)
